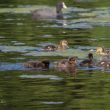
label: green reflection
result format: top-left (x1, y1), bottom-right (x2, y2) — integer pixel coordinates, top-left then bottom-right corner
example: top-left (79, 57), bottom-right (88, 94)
top-left (0, 0), bottom-right (110, 110)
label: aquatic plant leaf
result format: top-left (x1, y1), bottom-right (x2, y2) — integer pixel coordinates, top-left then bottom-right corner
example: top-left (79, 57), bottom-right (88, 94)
top-left (24, 49), bottom-right (99, 59)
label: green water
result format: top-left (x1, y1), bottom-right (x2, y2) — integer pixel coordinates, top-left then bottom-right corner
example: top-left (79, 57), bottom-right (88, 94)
top-left (0, 0), bottom-right (110, 110)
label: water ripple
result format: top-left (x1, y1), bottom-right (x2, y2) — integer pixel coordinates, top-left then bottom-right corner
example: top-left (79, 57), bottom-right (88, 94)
top-left (19, 74), bottom-right (63, 80)
top-left (42, 101), bottom-right (64, 104)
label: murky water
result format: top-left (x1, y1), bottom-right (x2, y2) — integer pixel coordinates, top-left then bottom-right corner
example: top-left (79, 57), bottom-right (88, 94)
top-left (0, 0), bottom-right (110, 110)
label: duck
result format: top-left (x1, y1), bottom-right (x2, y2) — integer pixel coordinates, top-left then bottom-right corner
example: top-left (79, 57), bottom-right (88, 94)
top-left (79, 53), bottom-right (94, 67)
top-left (32, 1), bottom-right (67, 19)
top-left (106, 50), bottom-right (110, 57)
top-left (98, 60), bottom-right (110, 69)
top-left (96, 47), bottom-right (104, 54)
top-left (96, 47), bottom-right (110, 56)
top-left (57, 39), bottom-right (69, 50)
top-left (24, 59), bottom-right (50, 69)
top-left (54, 56), bottom-right (77, 73)
top-left (43, 40), bottom-right (69, 51)
top-left (43, 45), bottom-right (57, 51)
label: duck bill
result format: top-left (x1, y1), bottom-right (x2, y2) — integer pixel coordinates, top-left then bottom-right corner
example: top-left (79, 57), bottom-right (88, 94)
top-left (62, 2), bottom-right (67, 9)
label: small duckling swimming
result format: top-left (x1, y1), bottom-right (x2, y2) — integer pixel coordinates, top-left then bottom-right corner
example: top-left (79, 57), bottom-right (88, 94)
top-left (98, 60), bottom-right (110, 69)
top-left (24, 59), bottom-right (50, 69)
top-left (96, 47), bottom-right (110, 56)
top-left (43, 45), bottom-right (57, 51)
top-left (106, 50), bottom-right (110, 57)
top-left (43, 40), bottom-right (69, 51)
top-left (79, 53), bottom-right (94, 67)
top-left (54, 56), bottom-right (77, 73)
top-left (96, 47), bottom-right (104, 54)
top-left (57, 40), bottom-right (69, 50)
top-left (56, 56), bottom-right (77, 67)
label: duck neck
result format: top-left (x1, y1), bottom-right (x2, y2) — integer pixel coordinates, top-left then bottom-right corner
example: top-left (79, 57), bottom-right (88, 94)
top-left (56, 3), bottom-right (63, 18)
top-left (56, 9), bottom-right (63, 18)
top-left (89, 57), bottom-right (93, 61)
top-left (56, 7), bottom-right (62, 13)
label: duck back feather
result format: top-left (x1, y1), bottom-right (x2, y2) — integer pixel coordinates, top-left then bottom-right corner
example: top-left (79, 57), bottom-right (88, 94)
top-left (32, 1), bottom-right (67, 19)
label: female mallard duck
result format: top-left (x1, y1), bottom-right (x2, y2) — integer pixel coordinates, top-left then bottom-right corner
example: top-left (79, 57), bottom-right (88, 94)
top-left (54, 56), bottom-right (77, 73)
top-left (32, 1), bottom-right (67, 19)
top-left (43, 40), bottom-right (69, 51)
top-left (79, 53), bottom-right (94, 67)
top-left (96, 47), bottom-right (110, 56)
top-left (24, 59), bottom-right (50, 69)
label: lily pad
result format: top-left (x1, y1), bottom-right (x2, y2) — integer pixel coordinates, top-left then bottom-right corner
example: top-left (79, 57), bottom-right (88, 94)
top-left (0, 45), bottom-right (37, 53)
top-left (24, 48), bottom-right (100, 59)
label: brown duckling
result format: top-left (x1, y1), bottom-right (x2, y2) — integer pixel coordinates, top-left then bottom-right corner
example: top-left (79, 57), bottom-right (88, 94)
top-left (24, 59), bottom-right (50, 69)
top-left (55, 56), bottom-right (77, 67)
top-left (98, 60), bottom-right (110, 69)
top-left (106, 50), bottom-right (110, 57)
top-left (54, 56), bottom-right (77, 73)
top-left (43, 40), bottom-right (69, 51)
top-left (43, 45), bottom-right (57, 51)
top-left (79, 53), bottom-right (94, 67)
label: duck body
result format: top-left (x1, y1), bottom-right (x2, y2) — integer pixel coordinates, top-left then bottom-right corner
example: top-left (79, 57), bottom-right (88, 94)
top-left (96, 47), bottom-right (105, 54)
top-left (80, 59), bottom-right (93, 67)
top-left (98, 60), bottom-right (110, 69)
top-left (32, 1), bottom-right (67, 20)
top-left (57, 40), bottom-right (69, 50)
top-left (106, 50), bottom-right (110, 57)
top-left (79, 53), bottom-right (94, 67)
top-left (32, 8), bottom-right (56, 19)
top-left (24, 60), bottom-right (50, 69)
top-left (54, 57), bottom-right (77, 73)
top-left (43, 40), bottom-right (69, 51)
top-left (43, 45), bottom-right (57, 51)
top-left (96, 47), bottom-right (110, 56)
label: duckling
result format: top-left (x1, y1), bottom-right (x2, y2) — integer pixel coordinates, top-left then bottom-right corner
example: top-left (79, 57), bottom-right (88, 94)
top-left (24, 59), bottom-right (50, 69)
top-left (43, 40), bottom-right (69, 51)
top-left (79, 53), bottom-right (94, 67)
top-left (98, 60), bottom-right (110, 69)
top-left (57, 39), bottom-right (69, 50)
top-left (96, 47), bottom-right (110, 56)
top-left (43, 45), bottom-right (57, 51)
top-left (32, 1), bottom-right (67, 20)
top-left (96, 47), bottom-right (104, 53)
top-left (54, 56), bottom-right (77, 73)
top-left (106, 50), bottom-right (110, 57)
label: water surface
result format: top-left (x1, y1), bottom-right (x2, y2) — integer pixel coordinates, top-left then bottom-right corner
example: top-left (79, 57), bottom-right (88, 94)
top-left (0, 0), bottom-right (110, 110)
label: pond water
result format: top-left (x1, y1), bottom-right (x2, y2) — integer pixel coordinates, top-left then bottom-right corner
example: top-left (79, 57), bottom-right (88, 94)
top-left (0, 0), bottom-right (110, 110)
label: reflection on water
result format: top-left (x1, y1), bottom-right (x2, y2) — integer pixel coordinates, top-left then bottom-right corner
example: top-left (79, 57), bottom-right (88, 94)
top-left (0, 0), bottom-right (110, 110)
